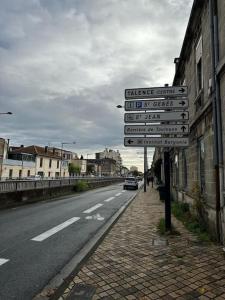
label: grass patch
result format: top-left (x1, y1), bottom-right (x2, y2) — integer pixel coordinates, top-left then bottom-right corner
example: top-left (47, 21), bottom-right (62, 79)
top-left (172, 201), bottom-right (211, 243)
top-left (157, 218), bottom-right (180, 236)
top-left (74, 180), bottom-right (89, 192)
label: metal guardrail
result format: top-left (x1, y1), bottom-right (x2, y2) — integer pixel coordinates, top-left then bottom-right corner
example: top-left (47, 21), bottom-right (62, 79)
top-left (0, 177), bottom-right (123, 193)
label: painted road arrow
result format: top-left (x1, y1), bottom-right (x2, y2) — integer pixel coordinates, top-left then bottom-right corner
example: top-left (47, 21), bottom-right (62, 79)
top-left (125, 99), bottom-right (189, 111)
top-left (124, 137), bottom-right (189, 147)
top-left (124, 124), bottom-right (189, 135)
top-left (125, 86), bottom-right (188, 99)
top-left (124, 111), bottom-right (189, 123)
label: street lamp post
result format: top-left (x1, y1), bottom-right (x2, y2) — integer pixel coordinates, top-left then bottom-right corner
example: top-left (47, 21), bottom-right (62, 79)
top-left (60, 141), bottom-right (76, 177)
top-left (0, 112), bottom-right (13, 115)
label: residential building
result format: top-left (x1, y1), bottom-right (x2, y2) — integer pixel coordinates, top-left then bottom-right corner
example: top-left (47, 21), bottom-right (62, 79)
top-left (154, 0), bottom-right (225, 243)
top-left (96, 148), bottom-right (122, 175)
top-left (87, 158), bottom-right (117, 177)
top-left (70, 158), bottom-right (87, 175)
top-left (9, 145), bottom-right (69, 178)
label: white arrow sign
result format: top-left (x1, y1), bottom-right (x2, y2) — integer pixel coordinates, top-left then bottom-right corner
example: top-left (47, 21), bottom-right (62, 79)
top-left (124, 137), bottom-right (189, 147)
top-left (125, 86), bottom-right (188, 99)
top-left (124, 111), bottom-right (189, 123)
top-left (125, 99), bottom-right (189, 111)
top-left (124, 124), bottom-right (189, 135)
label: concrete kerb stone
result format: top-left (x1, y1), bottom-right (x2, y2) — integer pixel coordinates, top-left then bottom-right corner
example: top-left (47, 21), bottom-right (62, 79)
top-left (33, 184), bottom-right (143, 300)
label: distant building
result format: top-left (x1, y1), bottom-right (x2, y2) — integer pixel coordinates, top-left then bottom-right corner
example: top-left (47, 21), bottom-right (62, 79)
top-left (88, 158), bottom-right (117, 177)
top-left (9, 145), bottom-right (69, 178)
top-left (96, 148), bottom-right (122, 175)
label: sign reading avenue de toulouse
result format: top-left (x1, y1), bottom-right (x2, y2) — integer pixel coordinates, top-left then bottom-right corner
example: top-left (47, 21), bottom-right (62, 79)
top-left (125, 86), bottom-right (188, 99)
top-left (125, 99), bottom-right (188, 111)
top-left (124, 111), bottom-right (189, 123)
top-left (124, 124), bottom-right (189, 135)
top-left (124, 137), bottom-right (189, 147)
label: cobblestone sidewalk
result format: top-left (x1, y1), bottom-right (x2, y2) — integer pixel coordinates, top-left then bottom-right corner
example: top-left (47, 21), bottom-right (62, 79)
top-left (58, 186), bottom-right (225, 300)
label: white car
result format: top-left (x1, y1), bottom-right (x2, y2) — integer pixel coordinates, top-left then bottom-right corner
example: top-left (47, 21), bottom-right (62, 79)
top-left (26, 175), bottom-right (42, 180)
top-left (123, 177), bottom-right (138, 190)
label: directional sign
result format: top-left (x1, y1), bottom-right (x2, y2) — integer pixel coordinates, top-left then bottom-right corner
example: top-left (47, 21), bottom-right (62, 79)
top-left (124, 111), bottom-right (189, 123)
top-left (125, 99), bottom-right (188, 111)
top-left (124, 124), bottom-right (189, 135)
top-left (124, 137), bottom-right (189, 147)
top-left (125, 86), bottom-right (188, 99)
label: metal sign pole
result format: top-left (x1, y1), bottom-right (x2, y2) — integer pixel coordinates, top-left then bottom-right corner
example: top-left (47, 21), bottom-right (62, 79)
top-left (144, 146), bottom-right (147, 192)
top-left (164, 150), bottom-right (171, 230)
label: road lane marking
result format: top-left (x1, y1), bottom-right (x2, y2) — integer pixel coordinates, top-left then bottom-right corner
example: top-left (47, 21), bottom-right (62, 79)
top-left (85, 214), bottom-right (105, 221)
top-left (31, 217), bottom-right (80, 242)
top-left (0, 258), bottom-right (9, 266)
top-left (83, 203), bottom-right (103, 214)
top-left (122, 190), bottom-right (126, 193)
top-left (104, 197), bottom-right (115, 202)
top-left (115, 193), bottom-right (122, 197)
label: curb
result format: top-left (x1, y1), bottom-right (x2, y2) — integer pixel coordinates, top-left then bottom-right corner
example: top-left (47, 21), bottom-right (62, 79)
top-left (33, 184), bottom-right (143, 300)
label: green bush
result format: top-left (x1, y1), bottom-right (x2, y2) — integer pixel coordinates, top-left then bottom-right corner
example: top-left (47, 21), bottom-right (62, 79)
top-left (157, 218), bottom-right (180, 236)
top-left (172, 201), bottom-right (211, 243)
top-left (74, 180), bottom-right (89, 192)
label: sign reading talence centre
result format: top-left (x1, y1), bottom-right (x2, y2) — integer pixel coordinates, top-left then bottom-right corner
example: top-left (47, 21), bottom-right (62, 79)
top-left (124, 137), bottom-right (189, 147)
top-left (125, 99), bottom-right (188, 111)
top-left (125, 86), bottom-right (188, 99)
top-left (124, 124), bottom-right (189, 135)
top-left (124, 111), bottom-right (189, 123)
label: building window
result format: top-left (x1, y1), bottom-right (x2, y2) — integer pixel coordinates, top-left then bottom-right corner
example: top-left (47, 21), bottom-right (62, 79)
top-left (40, 158), bottom-right (43, 168)
top-left (198, 137), bottom-right (205, 193)
top-left (19, 170), bottom-right (22, 178)
top-left (57, 160), bottom-right (59, 168)
top-left (48, 172), bottom-right (51, 177)
top-left (27, 170), bottom-right (30, 177)
top-left (195, 36), bottom-right (203, 110)
top-left (49, 159), bottom-right (52, 168)
top-left (9, 169), bottom-right (13, 179)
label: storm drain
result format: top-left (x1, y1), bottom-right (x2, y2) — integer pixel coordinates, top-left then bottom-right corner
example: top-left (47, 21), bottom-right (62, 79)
top-left (67, 284), bottom-right (96, 300)
top-left (152, 238), bottom-right (168, 246)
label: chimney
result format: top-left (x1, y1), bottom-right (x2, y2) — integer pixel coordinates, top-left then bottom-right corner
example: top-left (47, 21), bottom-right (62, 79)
top-left (45, 146), bottom-right (48, 153)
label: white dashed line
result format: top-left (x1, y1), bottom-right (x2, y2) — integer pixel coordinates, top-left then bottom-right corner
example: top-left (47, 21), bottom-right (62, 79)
top-left (122, 190), bottom-right (126, 193)
top-left (0, 258), bottom-right (9, 266)
top-left (104, 197), bottom-right (115, 202)
top-left (31, 217), bottom-right (80, 242)
top-left (83, 203), bottom-right (103, 214)
top-left (115, 193), bottom-right (122, 197)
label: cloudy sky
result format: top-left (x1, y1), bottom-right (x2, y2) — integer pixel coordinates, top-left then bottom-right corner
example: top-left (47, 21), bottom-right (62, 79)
top-left (0, 0), bottom-right (192, 171)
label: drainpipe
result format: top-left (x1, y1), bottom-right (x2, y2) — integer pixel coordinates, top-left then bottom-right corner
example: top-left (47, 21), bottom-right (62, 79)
top-left (209, 0), bottom-right (224, 242)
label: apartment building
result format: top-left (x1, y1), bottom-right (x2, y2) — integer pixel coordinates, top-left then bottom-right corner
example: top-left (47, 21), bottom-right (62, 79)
top-left (95, 148), bottom-right (122, 175)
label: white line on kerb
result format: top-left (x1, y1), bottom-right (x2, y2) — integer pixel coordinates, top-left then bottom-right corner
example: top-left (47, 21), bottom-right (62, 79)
top-left (104, 197), bottom-right (115, 202)
top-left (83, 203), bottom-right (103, 214)
top-left (31, 217), bottom-right (80, 242)
top-left (0, 258), bottom-right (9, 266)
top-left (115, 193), bottom-right (122, 197)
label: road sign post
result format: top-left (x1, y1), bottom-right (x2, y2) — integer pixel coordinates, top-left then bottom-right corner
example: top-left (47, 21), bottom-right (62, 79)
top-left (124, 84), bottom-right (189, 232)
top-left (164, 151), bottom-right (171, 230)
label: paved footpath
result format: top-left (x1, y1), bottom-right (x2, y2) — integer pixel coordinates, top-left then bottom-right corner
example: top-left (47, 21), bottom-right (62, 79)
top-left (58, 186), bottom-right (225, 300)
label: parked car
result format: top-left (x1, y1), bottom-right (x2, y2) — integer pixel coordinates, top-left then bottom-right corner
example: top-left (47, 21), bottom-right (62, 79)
top-left (25, 175), bottom-right (42, 180)
top-left (123, 177), bottom-right (138, 190)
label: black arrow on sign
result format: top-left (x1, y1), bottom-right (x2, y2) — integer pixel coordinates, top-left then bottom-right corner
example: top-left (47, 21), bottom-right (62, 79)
top-left (181, 126), bottom-right (186, 132)
top-left (178, 88), bottom-right (186, 93)
top-left (179, 100), bottom-right (186, 106)
top-left (181, 112), bottom-right (186, 119)
top-left (128, 139), bottom-right (134, 144)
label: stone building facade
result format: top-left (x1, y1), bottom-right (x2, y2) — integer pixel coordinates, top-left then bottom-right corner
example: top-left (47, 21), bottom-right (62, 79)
top-left (153, 0), bottom-right (225, 243)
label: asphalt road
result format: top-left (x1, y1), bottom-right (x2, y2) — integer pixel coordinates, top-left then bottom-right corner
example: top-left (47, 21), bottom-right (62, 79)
top-left (0, 182), bottom-right (141, 300)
